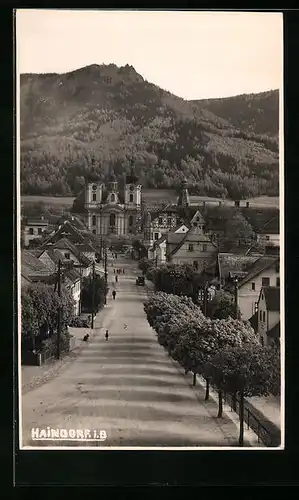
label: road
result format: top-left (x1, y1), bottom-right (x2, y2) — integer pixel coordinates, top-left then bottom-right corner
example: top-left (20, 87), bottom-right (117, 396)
top-left (21, 255), bottom-right (245, 448)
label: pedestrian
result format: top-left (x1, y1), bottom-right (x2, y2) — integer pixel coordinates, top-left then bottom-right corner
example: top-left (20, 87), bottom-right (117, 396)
top-left (112, 290), bottom-right (116, 300)
top-left (123, 268), bottom-right (125, 274)
top-left (124, 323), bottom-right (127, 330)
top-left (83, 334), bottom-right (89, 342)
top-left (115, 275), bottom-right (118, 283)
top-left (105, 329), bottom-right (109, 341)
top-left (113, 268), bottom-right (115, 274)
top-left (115, 253), bottom-right (117, 259)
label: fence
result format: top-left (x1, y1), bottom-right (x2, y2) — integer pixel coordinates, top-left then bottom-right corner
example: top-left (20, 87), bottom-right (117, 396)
top-left (223, 392), bottom-right (281, 447)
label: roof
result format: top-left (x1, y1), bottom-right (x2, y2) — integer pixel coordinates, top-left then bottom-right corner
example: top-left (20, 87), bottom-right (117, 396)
top-left (25, 218), bottom-right (49, 226)
top-left (42, 220), bottom-right (85, 247)
top-left (168, 226), bottom-right (216, 258)
top-left (190, 210), bottom-right (205, 224)
top-left (267, 321), bottom-right (280, 339)
top-left (45, 238), bottom-right (92, 267)
top-left (241, 207), bottom-right (279, 233)
top-left (217, 253), bottom-right (260, 281)
top-left (226, 255), bottom-right (279, 291)
top-left (22, 250), bottom-right (53, 279)
top-left (261, 286), bottom-right (280, 311)
top-left (259, 214), bottom-right (279, 234)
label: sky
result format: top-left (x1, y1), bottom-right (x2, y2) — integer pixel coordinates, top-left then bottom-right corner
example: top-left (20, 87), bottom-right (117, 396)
top-left (16, 10), bottom-right (283, 100)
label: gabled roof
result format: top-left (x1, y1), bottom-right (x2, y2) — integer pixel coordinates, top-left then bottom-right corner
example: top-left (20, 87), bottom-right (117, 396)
top-left (42, 220), bottom-right (85, 247)
top-left (260, 286), bottom-right (280, 311)
top-left (45, 238), bottom-right (92, 267)
top-left (168, 226), bottom-right (216, 258)
top-left (217, 253), bottom-right (260, 281)
top-left (226, 255), bottom-right (279, 291)
top-left (22, 250), bottom-right (54, 278)
top-left (190, 210), bottom-right (205, 224)
top-left (267, 321), bottom-right (280, 339)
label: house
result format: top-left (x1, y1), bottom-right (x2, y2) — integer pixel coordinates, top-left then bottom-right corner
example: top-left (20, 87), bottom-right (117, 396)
top-left (22, 217), bottom-right (49, 247)
top-left (256, 213), bottom-right (280, 247)
top-left (216, 252), bottom-right (262, 288)
top-left (167, 224), bottom-right (217, 272)
top-left (225, 254), bottom-right (280, 320)
top-left (39, 238), bottom-right (93, 277)
top-left (148, 222), bottom-right (190, 265)
top-left (36, 246), bottom-right (82, 315)
top-left (21, 249), bottom-right (55, 284)
top-left (257, 286), bottom-right (280, 347)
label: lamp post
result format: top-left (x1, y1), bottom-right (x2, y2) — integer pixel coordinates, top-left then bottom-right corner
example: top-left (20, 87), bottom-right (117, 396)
top-left (234, 277), bottom-right (239, 319)
top-left (104, 244), bottom-right (108, 305)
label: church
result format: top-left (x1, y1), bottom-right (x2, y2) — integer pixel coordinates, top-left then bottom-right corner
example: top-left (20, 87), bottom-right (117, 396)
top-left (84, 167), bottom-right (142, 237)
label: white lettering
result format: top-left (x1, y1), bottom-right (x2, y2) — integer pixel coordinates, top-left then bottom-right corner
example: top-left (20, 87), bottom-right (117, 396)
top-left (47, 427), bottom-right (51, 438)
top-left (39, 429), bottom-right (47, 439)
top-left (69, 429), bottom-right (76, 438)
top-left (84, 429), bottom-right (91, 439)
top-left (99, 430), bottom-right (107, 440)
top-left (51, 429), bottom-right (60, 438)
top-left (60, 429), bottom-right (68, 438)
top-left (31, 428), bottom-right (39, 439)
top-left (76, 429), bottom-right (84, 439)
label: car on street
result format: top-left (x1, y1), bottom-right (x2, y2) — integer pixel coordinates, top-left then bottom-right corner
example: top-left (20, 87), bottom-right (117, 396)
top-left (136, 276), bottom-right (145, 286)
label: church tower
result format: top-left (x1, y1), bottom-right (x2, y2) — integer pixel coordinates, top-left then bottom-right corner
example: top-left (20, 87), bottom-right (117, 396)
top-left (177, 178), bottom-right (190, 208)
top-left (143, 209), bottom-right (152, 246)
top-left (106, 169), bottom-right (120, 204)
top-left (125, 164), bottom-right (141, 208)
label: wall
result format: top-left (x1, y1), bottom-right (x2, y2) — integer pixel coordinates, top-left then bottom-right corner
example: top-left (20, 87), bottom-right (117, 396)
top-left (257, 233), bottom-right (280, 247)
top-left (24, 225), bottom-right (47, 247)
top-left (170, 240), bottom-right (217, 272)
top-left (257, 290), bottom-right (280, 345)
top-left (238, 267), bottom-right (280, 320)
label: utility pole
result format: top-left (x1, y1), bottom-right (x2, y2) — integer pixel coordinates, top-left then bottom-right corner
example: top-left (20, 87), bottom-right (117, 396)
top-left (234, 278), bottom-right (238, 319)
top-left (91, 260), bottom-right (95, 329)
top-left (104, 244), bottom-right (108, 305)
top-left (56, 259), bottom-right (62, 360)
top-left (203, 281), bottom-right (208, 317)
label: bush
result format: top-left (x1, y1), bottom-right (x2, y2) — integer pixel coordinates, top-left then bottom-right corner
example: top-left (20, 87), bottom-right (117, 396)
top-left (68, 316), bottom-right (91, 328)
top-left (40, 332), bottom-right (71, 359)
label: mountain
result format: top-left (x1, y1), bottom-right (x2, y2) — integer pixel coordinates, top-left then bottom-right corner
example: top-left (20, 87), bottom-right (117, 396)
top-left (191, 90), bottom-right (279, 137)
top-left (20, 64), bottom-right (279, 200)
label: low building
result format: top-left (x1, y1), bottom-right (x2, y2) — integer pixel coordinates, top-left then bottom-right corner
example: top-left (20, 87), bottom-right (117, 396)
top-left (39, 238), bottom-right (93, 277)
top-left (23, 217), bottom-right (49, 247)
top-left (225, 253), bottom-right (280, 320)
top-left (256, 213), bottom-right (280, 248)
top-left (257, 286), bottom-right (280, 347)
top-left (167, 224), bottom-right (217, 272)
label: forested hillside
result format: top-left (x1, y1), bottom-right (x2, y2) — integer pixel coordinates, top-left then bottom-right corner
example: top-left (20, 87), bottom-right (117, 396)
top-left (191, 90), bottom-right (279, 137)
top-left (20, 64), bottom-right (279, 199)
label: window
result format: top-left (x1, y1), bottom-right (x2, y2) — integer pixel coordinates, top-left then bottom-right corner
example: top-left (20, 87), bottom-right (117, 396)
top-left (265, 235), bottom-right (270, 241)
top-left (167, 218), bottom-right (172, 226)
top-left (197, 217), bottom-right (200, 222)
top-left (38, 228), bottom-right (42, 235)
top-left (188, 244), bottom-right (194, 252)
top-left (193, 222), bottom-right (198, 227)
top-left (154, 232), bottom-right (159, 240)
top-left (251, 282), bottom-right (255, 291)
top-left (110, 193), bottom-right (115, 202)
top-left (92, 229), bottom-right (96, 234)
top-left (129, 194), bottom-right (134, 202)
top-left (276, 262), bottom-right (280, 273)
top-left (29, 227), bottom-right (34, 235)
top-left (259, 310), bottom-right (262, 321)
top-left (110, 213), bottom-right (116, 226)
top-left (92, 215), bottom-right (96, 226)
top-left (92, 193), bottom-right (96, 201)
top-left (262, 311), bottom-right (266, 322)
top-left (158, 218), bottom-right (163, 225)
top-left (65, 252), bottom-right (70, 260)
top-left (276, 277), bottom-right (280, 287)
top-left (260, 336), bottom-right (264, 346)
top-left (262, 277), bottom-right (270, 286)
top-left (193, 261), bottom-right (198, 269)
top-left (202, 244), bottom-right (207, 252)
top-left (92, 184), bottom-right (97, 191)
top-left (129, 215), bottom-right (133, 226)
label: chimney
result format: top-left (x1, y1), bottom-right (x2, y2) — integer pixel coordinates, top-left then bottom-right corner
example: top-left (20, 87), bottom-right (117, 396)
top-left (246, 201), bottom-right (250, 208)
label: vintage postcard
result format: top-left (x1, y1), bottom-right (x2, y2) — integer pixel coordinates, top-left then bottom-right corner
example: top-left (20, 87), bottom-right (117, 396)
top-left (16, 9), bottom-right (284, 451)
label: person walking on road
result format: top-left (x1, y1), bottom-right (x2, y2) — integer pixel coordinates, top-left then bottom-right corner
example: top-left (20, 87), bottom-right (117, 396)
top-left (115, 275), bottom-right (118, 283)
top-left (105, 329), bottom-right (109, 341)
top-left (112, 290), bottom-right (116, 300)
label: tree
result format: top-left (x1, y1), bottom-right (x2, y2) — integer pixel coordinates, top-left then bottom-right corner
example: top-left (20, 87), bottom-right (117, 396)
top-left (207, 290), bottom-right (241, 320)
top-left (222, 212), bottom-right (255, 250)
top-left (81, 274), bottom-right (107, 312)
top-left (205, 343), bottom-right (274, 446)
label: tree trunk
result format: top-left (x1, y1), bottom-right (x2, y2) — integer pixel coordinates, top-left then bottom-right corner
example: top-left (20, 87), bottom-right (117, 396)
top-left (217, 390), bottom-right (223, 418)
top-left (192, 373), bottom-right (196, 386)
top-left (32, 334), bottom-right (35, 352)
top-left (205, 378), bottom-right (210, 400)
top-left (232, 391), bottom-right (237, 411)
top-left (238, 391), bottom-right (244, 446)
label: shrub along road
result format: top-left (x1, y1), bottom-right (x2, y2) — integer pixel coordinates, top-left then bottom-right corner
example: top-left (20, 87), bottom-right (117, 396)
top-left (21, 256), bottom-right (258, 448)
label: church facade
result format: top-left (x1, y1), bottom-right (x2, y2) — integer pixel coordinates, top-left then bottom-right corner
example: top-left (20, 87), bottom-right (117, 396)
top-left (84, 168), bottom-right (142, 237)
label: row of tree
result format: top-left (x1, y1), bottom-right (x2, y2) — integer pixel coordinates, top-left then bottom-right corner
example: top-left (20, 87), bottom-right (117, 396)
top-left (144, 292), bottom-right (280, 446)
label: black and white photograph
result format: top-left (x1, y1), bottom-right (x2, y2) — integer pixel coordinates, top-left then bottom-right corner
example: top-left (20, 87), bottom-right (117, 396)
top-left (17, 9), bottom-right (283, 449)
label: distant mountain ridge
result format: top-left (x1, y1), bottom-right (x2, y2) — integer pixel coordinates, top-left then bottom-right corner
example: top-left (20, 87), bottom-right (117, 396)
top-left (20, 63), bottom-right (279, 200)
